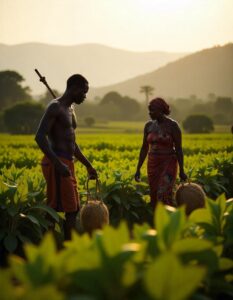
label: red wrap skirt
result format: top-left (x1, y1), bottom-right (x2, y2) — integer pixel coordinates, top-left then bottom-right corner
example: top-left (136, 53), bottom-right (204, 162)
top-left (41, 156), bottom-right (80, 213)
top-left (147, 153), bottom-right (178, 209)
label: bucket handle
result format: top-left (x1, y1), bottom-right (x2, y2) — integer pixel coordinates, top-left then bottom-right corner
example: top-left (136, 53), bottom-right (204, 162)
top-left (86, 178), bottom-right (102, 202)
top-left (180, 177), bottom-right (191, 185)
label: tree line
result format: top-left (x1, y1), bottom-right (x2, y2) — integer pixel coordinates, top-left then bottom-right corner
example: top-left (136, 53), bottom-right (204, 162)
top-left (0, 70), bottom-right (232, 134)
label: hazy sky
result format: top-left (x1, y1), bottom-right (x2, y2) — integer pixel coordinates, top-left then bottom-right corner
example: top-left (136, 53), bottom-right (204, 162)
top-left (0, 0), bottom-right (233, 52)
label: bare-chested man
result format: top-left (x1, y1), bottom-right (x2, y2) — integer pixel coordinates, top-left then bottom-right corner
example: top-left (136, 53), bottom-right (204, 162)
top-left (35, 74), bottom-right (97, 240)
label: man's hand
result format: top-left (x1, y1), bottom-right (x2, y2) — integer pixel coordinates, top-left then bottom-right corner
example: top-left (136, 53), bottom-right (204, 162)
top-left (87, 166), bottom-right (98, 180)
top-left (134, 170), bottom-right (141, 182)
top-left (55, 161), bottom-right (71, 177)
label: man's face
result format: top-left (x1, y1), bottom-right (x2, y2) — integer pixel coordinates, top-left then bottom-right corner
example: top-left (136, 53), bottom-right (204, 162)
top-left (72, 83), bottom-right (89, 104)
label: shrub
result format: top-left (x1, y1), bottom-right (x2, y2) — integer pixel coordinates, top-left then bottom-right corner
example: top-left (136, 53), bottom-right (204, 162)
top-left (3, 101), bottom-right (44, 134)
top-left (183, 114), bottom-right (214, 133)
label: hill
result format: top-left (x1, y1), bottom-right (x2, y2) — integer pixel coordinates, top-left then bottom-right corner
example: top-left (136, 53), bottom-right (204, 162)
top-left (89, 43), bottom-right (233, 101)
top-left (0, 43), bottom-right (186, 95)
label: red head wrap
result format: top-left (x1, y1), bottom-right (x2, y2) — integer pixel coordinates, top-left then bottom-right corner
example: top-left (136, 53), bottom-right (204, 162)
top-left (149, 97), bottom-right (170, 115)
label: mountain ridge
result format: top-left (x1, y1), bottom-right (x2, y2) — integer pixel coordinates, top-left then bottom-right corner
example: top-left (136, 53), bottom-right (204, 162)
top-left (89, 43), bottom-right (233, 101)
top-left (0, 42), bottom-right (187, 95)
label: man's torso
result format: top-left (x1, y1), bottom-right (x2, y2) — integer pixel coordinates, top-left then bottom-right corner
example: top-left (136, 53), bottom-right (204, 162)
top-left (48, 100), bottom-right (77, 156)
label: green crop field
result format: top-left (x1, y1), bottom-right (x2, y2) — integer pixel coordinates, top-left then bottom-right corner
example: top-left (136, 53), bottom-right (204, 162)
top-left (0, 132), bottom-right (233, 299)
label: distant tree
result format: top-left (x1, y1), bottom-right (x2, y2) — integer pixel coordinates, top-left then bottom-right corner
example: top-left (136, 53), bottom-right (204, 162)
top-left (0, 111), bottom-right (7, 132)
top-left (212, 113), bottom-right (229, 125)
top-left (189, 94), bottom-right (198, 102)
top-left (100, 92), bottom-right (122, 106)
top-left (140, 85), bottom-right (154, 105)
top-left (94, 96), bottom-right (101, 103)
top-left (99, 91), bottom-right (140, 120)
top-left (183, 115), bottom-right (214, 133)
top-left (121, 96), bottom-right (140, 117)
top-left (3, 101), bottom-right (44, 134)
top-left (214, 97), bottom-right (233, 113)
top-left (0, 70), bottom-right (32, 110)
top-left (84, 117), bottom-right (95, 127)
top-left (172, 98), bottom-right (193, 113)
top-left (191, 102), bottom-right (214, 116)
top-left (168, 103), bottom-right (180, 121)
top-left (207, 93), bottom-right (216, 102)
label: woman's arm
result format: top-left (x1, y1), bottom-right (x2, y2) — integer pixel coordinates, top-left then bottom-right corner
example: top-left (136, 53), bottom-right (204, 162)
top-left (172, 121), bottom-right (187, 181)
top-left (135, 123), bottom-right (150, 181)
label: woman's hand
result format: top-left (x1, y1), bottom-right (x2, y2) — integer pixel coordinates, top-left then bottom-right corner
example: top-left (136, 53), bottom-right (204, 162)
top-left (179, 170), bottom-right (188, 182)
top-left (134, 170), bottom-right (141, 182)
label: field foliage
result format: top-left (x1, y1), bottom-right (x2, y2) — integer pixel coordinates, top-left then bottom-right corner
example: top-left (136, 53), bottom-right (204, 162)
top-left (0, 133), bottom-right (233, 299)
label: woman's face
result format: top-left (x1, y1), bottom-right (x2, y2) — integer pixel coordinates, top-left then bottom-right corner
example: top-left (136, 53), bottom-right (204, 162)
top-left (148, 105), bottom-right (161, 120)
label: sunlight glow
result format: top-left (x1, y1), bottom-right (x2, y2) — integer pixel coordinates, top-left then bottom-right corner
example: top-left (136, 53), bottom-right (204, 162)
top-left (0, 0), bottom-right (232, 52)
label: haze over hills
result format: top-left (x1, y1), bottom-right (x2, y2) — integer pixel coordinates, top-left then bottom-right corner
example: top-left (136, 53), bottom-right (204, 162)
top-left (0, 43), bottom-right (187, 95)
top-left (89, 43), bottom-right (233, 101)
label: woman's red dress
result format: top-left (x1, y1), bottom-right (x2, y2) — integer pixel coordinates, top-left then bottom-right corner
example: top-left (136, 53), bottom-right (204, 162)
top-left (147, 121), bottom-right (178, 208)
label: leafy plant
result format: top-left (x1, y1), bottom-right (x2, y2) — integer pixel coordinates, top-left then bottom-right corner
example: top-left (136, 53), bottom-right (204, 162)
top-left (0, 170), bottom-right (59, 265)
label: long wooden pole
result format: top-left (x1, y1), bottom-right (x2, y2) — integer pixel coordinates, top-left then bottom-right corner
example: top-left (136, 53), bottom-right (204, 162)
top-left (34, 69), bottom-right (57, 98)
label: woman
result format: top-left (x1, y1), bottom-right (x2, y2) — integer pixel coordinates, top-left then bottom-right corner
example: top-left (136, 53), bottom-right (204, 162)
top-left (135, 97), bottom-right (187, 209)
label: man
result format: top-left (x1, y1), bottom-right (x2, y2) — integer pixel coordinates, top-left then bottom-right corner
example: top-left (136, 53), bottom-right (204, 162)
top-left (35, 74), bottom-right (97, 240)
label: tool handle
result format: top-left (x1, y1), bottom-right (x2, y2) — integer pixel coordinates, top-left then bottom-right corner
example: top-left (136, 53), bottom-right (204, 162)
top-left (34, 68), bottom-right (57, 99)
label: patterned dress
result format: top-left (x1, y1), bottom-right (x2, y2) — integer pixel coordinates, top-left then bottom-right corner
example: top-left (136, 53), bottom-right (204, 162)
top-left (147, 121), bottom-right (178, 208)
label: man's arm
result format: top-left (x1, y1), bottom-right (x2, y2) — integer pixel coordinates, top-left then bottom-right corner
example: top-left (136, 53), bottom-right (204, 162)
top-left (74, 143), bottom-right (97, 178)
top-left (35, 102), bottom-right (70, 177)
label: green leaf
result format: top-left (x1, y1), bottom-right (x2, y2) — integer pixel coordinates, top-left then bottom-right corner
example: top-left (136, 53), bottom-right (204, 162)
top-left (155, 203), bottom-right (169, 228)
top-left (142, 229), bottom-right (160, 258)
top-left (144, 252), bottom-right (206, 300)
top-left (205, 197), bottom-right (226, 235)
top-left (155, 204), bottom-right (186, 249)
top-left (189, 208), bottom-right (212, 224)
top-left (112, 194), bottom-right (121, 204)
top-left (28, 212), bottom-right (50, 230)
top-left (62, 233), bottom-right (100, 272)
top-left (3, 234), bottom-right (18, 253)
top-left (30, 232), bottom-right (56, 257)
top-left (0, 270), bottom-right (16, 300)
top-left (167, 208), bottom-right (186, 244)
top-left (131, 211), bottom-right (139, 220)
top-left (30, 204), bottom-right (59, 222)
top-left (99, 222), bottom-right (130, 257)
top-left (26, 214), bottom-right (40, 226)
top-left (219, 258), bottom-right (233, 271)
top-left (19, 285), bottom-right (65, 300)
top-left (18, 233), bottom-right (31, 243)
top-left (7, 206), bottom-right (19, 217)
top-left (172, 238), bottom-right (213, 254)
top-left (121, 261), bottom-right (137, 287)
top-left (216, 193), bottom-right (226, 217)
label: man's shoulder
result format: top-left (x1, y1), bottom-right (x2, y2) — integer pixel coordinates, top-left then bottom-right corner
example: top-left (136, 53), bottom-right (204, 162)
top-left (46, 99), bottom-right (62, 114)
top-left (47, 99), bottom-right (59, 108)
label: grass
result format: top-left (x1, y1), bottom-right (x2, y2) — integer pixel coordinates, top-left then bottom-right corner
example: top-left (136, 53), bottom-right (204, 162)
top-left (78, 121), bottom-right (145, 134)
top-left (78, 121), bottom-right (231, 134)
